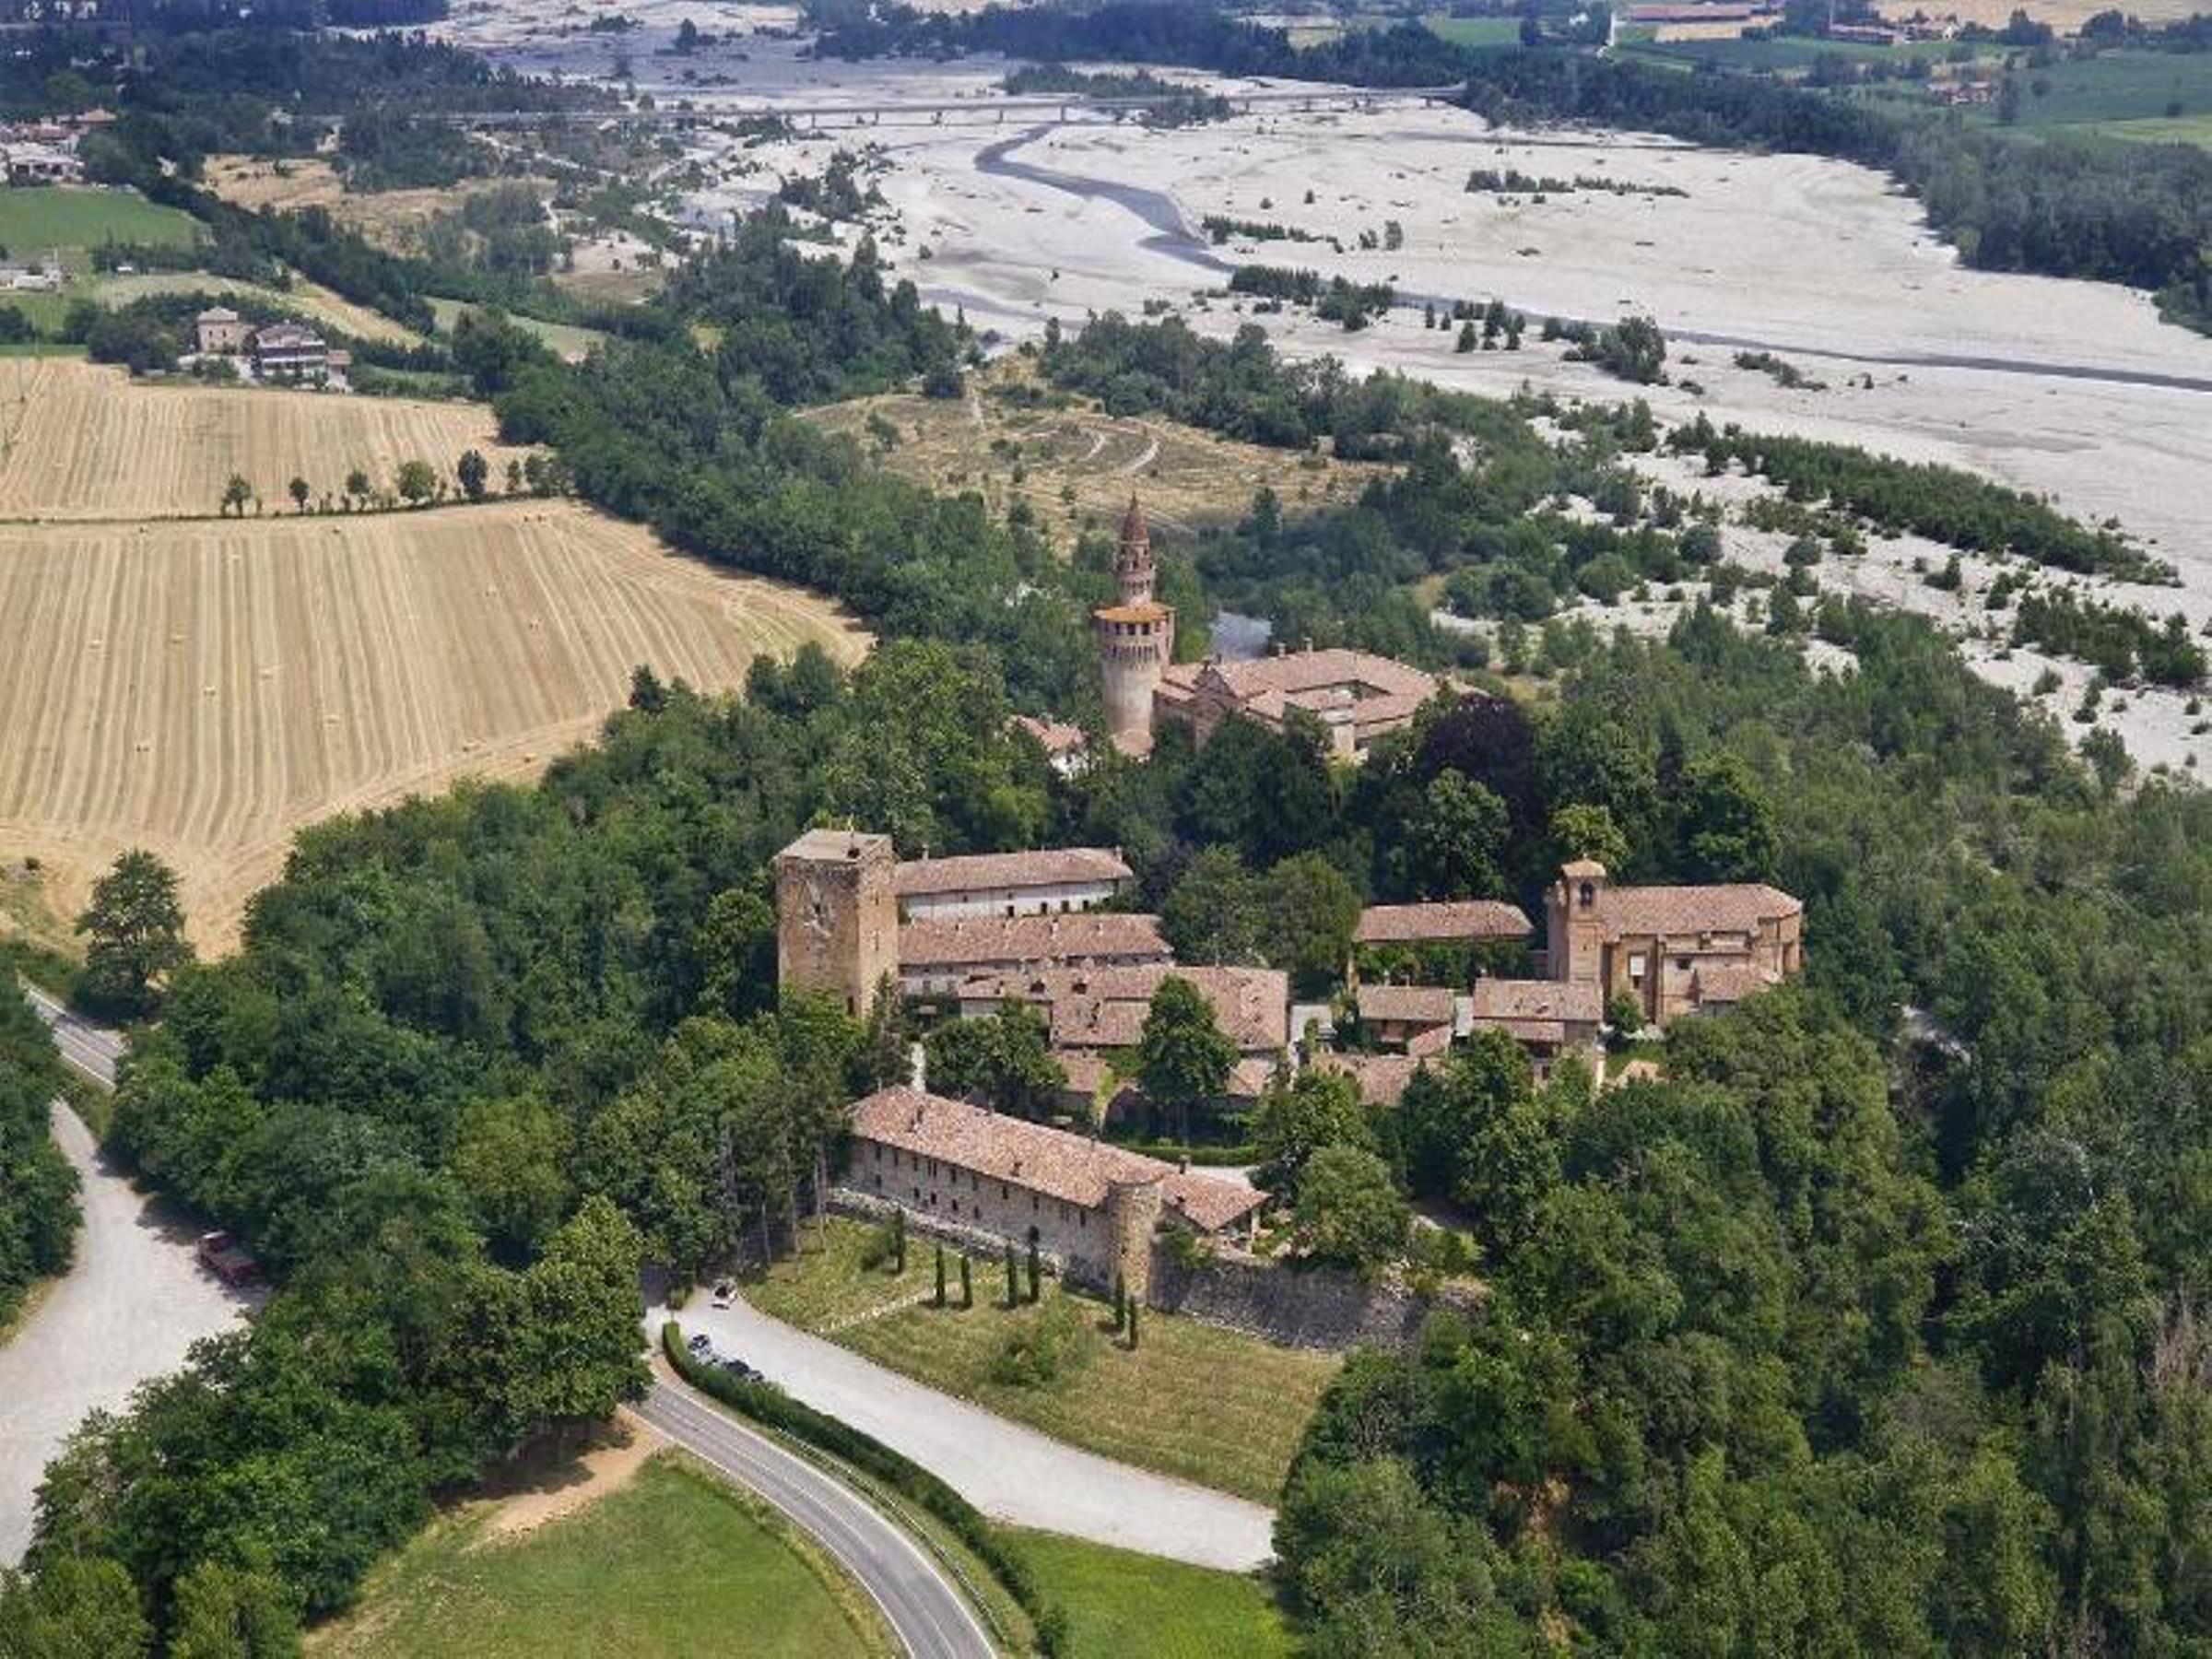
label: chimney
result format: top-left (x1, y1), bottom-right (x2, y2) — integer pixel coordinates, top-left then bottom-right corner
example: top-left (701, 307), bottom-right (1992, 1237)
top-left (1301, 636), bottom-right (1314, 653)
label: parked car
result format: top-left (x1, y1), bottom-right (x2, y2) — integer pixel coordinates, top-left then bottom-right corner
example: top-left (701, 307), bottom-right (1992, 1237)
top-left (711, 1280), bottom-right (735, 1309)
top-left (686, 1332), bottom-right (713, 1357)
top-left (195, 1230), bottom-right (260, 1287)
top-left (720, 1357), bottom-right (760, 1382)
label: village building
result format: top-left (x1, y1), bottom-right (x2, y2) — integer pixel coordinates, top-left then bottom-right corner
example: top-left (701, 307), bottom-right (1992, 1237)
top-left (1010, 713), bottom-right (1088, 777)
top-left (1, 143), bottom-right (81, 184)
top-left (1311, 1051), bottom-right (1423, 1109)
top-left (841, 1085), bottom-right (1266, 1297)
top-left (893, 846), bottom-right (1131, 922)
top-left (1467, 978), bottom-right (1605, 1081)
top-left (1353, 983), bottom-right (1461, 1056)
top-left (1155, 644), bottom-right (1450, 762)
top-left (194, 306), bottom-right (251, 356)
top-left (0, 259), bottom-right (59, 291)
top-left (1350, 899), bottom-right (1533, 984)
top-left (1546, 860), bottom-right (1803, 1025)
top-left (251, 322), bottom-right (331, 382)
top-left (898, 911), bottom-right (1172, 997)
top-left (1093, 496), bottom-right (1174, 758)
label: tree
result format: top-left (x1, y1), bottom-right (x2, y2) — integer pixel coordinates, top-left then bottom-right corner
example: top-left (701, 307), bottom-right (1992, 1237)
top-left (935, 1242), bottom-right (947, 1308)
top-left (1548, 800), bottom-right (1630, 873)
top-left (1265, 853), bottom-right (1361, 994)
top-left (167, 1557), bottom-right (298, 1659)
top-left (345, 467), bottom-right (371, 504)
top-left (1407, 771), bottom-right (1512, 900)
top-left (959, 1253), bottom-right (973, 1308)
top-left (1294, 1145), bottom-right (1407, 1272)
top-left (219, 474), bottom-right (252, 518)
top-left (1027, 1233), bottom-right (1041, 1302)
top-left (1397, 1032), bottom-right (1556, 1255)
top-left (1004, 1239), bottom-right (1018, 1308)
top-left (0, 1556), bottom-right (150, 1658)
top-left (1160, 847), bottom-right (1268, 966)
top-left (75, 851), bottom-right (191, 1015)
top-left (456, 449), bottom-right (488, 502)
top-left (494, 1196), bottom-right (649, 1439)
top-left (504, 458), bottom-right (524, 496)
top-left (924, 1003), bottom-right (1065, 1120)
top-left (1678, 750), bottom-right (1779, 883)
top-left (452, 1092), bottom-right (570, 1259)
top-left (287, 476), bottom-right (310, 514)
top-left (1255, 1067), bottom-right (1372, 1199)
top-left (1135, 976), bottom-right (1237, 1146)
top-left (394, 459), bottom-right (438, 506)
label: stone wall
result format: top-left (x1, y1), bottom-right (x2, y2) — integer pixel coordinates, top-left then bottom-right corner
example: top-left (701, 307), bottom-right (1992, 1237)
top-left (1146, 1241), bottom-right (1472, 1352)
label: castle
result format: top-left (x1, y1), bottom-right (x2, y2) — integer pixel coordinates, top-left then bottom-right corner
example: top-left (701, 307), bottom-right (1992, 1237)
top-left (1093, 496), bottom-right (1175, 758)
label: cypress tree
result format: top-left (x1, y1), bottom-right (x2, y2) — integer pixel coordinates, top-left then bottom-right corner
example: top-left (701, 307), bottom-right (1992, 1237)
top-left (1112, 1272), bottom-right (1126, 1331)
top-left (935, 1242), bottom-right (947, 1308)
top-left (1005, 1240), bottom-right (1018, 1308)
top-left (1127, 1299), bottom-right (1140, 1350)
top-left (960, 1253), bottom-right (973, 1309)
top-left (1027, 1236), bottom-right (1042, 1303)
top-left (891, 1206), bottom-right (906, 1274)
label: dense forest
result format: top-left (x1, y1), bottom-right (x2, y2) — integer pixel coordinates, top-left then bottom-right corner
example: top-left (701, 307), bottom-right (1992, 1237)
top-left (820, 5), bottom-right (2212, 329)
top-left (0, 986), bottom-right (78, 1337)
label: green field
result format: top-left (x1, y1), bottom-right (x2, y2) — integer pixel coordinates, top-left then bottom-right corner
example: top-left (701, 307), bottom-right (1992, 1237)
top-left (1619, 32), bottom-right (1964, 71)
top-left (746, 1218), bottom-right (1338, 1503)
top-left (429, 295), bottom-right (606, 360)
top-left (1015, 1528), bottom-right (1300, 1659)
top-left (309, 1454), bottom-right (894, 1659)
top-left (1966, 49), bottom-right (2212, 137)
top-left (0, 186), bottom-right (200, 262)
top-left (1422, 13), bottom-right (1527, 49)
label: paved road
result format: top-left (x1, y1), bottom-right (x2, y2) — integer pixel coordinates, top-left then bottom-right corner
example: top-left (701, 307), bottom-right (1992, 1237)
top-left (635, 1377), bottom-right (994, 1659)
top-left (673, 1295), bottom-right (1277, 1571)
top-left (1, 994), bottom-right (253, 1567)
top-left (21, 984), bottom-right (123, 1087)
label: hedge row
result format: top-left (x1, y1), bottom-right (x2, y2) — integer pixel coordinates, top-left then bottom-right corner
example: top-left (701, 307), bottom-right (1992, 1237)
top-left (661, 1322), bottom-right (1069, 1655)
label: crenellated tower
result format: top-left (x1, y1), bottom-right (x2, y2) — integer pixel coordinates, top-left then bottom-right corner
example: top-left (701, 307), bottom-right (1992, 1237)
top-left (1093, 495), bottom-right (1174, 757)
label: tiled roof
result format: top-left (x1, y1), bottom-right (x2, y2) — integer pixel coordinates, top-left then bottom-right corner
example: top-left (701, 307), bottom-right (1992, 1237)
top-left (1356, 983), bottom-right (1458, 1025)
top-left (1010, 714), bottom-right (1086, 756)
top-left (894, 847), bottom-right (1130, 900)
top-left (1094, 602), bottom-right (1171, 626)
top-left (900, 912), bottom-right (1170, 971)
top-left (1587, 883), bottom-right (1801, 939)
top-left (1355, 900), bottom-right (1533, 945)
top-left (848, 1086), bottom-right (1262, 1232)
top-left (1312, 1053), bottom-right (1424, 1107)
top-left (1469, 979), bottom-right (1604, 1024)
top-left (1206, 649), bottom-right (1437, 703)
top-left (962, 964), bottom-right (1289, 1053)
top-left (253, 323), bottom-right (324, 348)
top-left (778, 828), bottom-right (893, 865)
top-left (1691, 961), bottom-right (1777, 1005)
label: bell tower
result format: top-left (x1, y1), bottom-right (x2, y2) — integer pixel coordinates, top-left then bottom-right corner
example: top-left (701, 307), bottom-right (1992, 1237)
top-left (774, 829), bottom-right (899, 1017)
top-left (1094, 495), bottom-right (1174, 758)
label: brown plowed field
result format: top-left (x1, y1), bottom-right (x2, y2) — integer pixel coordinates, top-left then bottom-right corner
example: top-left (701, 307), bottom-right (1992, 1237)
top-left (0, 359), bottom-right (532, 521)
top-left (0, 500), bottom-right (867, 950)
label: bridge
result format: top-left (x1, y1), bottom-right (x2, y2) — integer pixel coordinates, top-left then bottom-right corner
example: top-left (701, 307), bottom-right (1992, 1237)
top-left (429, 84), bottom-right (1465, 132)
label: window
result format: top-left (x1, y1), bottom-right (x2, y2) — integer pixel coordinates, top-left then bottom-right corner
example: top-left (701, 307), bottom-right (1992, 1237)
top-left (1001, 1182), bottom-right (1008, 1200)
top-left (1578, 881), bottom-right (1595, 909)
top-left (1629, 954), bottom-right (1647, 979)
top-left (1674, 958), bottom-right (1689, 972)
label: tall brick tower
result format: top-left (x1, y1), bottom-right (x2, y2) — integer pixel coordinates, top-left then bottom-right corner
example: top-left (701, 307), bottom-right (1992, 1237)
top-left (1093, 495), bottom-right (1174, 758)
top-left (774, 829), bottom-right (899, 1018)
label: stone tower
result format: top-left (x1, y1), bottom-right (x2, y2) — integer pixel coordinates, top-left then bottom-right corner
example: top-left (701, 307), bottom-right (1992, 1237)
top-left (1093, 495), bottom-right (1174, 759)
top-left (774, 829), bottom-right (899, 1018)
top-left (1547, 858), bottom-right (1611, 988)
top-left (1104, 1171), bottom-right (1163, 1306)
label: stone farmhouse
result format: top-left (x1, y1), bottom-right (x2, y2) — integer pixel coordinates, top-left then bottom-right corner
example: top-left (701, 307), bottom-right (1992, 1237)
top-left (893, 846), bottom-right (1130, 922)
top-left (1467, 979), bottom-right (1605, 1080)
top-left (1155, 646), bottom-right (1447, 762)
top-left (1546, 859), bottom-right (1803, 1025)
top-left (191, 309), bottom-right (349, 388)
top-left (842, 1085), bottom-right (1265, 1297)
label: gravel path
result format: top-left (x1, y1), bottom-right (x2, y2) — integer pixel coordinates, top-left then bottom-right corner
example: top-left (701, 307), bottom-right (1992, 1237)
top-left (673, 1295), bottom-right (1277, 1571)
top-left (0, 1002), bottom-right (254, 1567)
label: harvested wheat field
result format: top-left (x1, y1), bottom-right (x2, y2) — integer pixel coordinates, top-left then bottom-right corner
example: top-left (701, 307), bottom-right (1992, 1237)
top-left (0, 359), bottom-right (532, 521)
top-left (809, 360), bottom-right (1377, 553)
top-left (204, 156), bottom-right (555, 255)
top-left (0, 500), bottom-right (867, 949)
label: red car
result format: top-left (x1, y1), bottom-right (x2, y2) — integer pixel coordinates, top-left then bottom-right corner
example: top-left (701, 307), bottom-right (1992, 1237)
top-left (196, 1230), bottom-right (260, 1286)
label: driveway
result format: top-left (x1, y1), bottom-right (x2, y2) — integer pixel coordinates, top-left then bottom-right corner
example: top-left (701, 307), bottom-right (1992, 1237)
top-left (636, 1378), bottom-right (994, 1659)
top-left (0, 1001), bottom-right (253, 1566)
top-left (668, 1295), bottom-right (1277, 1571)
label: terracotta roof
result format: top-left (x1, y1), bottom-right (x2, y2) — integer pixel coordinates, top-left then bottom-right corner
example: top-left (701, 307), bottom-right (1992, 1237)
top-left (1010, 714), bottom-right (1086, 757)
top-left (1204, 649), bottom-right (1437, 703)
top-left (1356, 983), bottom-right (1458, 1026)
top-left (1559, 858), bottom-right (1609, 880)
top-left (964, 964), bottom-right (1289, 1053)
top-left (1312, 1052), bottom-right (1423, 1107)
top-left (1468, 979), bottom-right (1604, 1024)
top-left (195, 305), bottom-right (240, 323)
top-left (1691, 961), bottom-right (1777, 1005)
top-left (894, 847), bottom-right (1129, 900)
top-left (253, 323), bottom-right (324, 349)
top-left (1355, 901), bottom-right (1533, 945)
top-left (900, 912), bottom-right (1170, 971)
top-left (848, 1086), bottom-right (1262, 1232)
top-left (1585, 883), bottom-right (1801, 939)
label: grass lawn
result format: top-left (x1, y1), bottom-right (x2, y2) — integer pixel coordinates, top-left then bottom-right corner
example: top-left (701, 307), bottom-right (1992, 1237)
top-left (1013, 1528), bottom-right (1299, 1659)
top-left (1422, 13), bottom-right (1526, 49)
top-left (747, 1218), bottom-right (1339, 1503)
top-left (308, 1453), bottom-right (894, 1659)
top-left (0, 186), bottom-right (200, 260)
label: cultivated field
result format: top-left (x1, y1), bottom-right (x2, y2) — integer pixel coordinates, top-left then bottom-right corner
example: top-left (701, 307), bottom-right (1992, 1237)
top-left (0, 499), bottom-right (866, 949)
top-left (0, 359), bottom-right (528, 520)
top-left (204, 156), bottom-right (555, 255)
top-left (810, 362), bottom-right (1377, 551)
top-left (91, 271), bottom-right (426, 346)
top-left (0, 186), bottom-right (200, 265)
